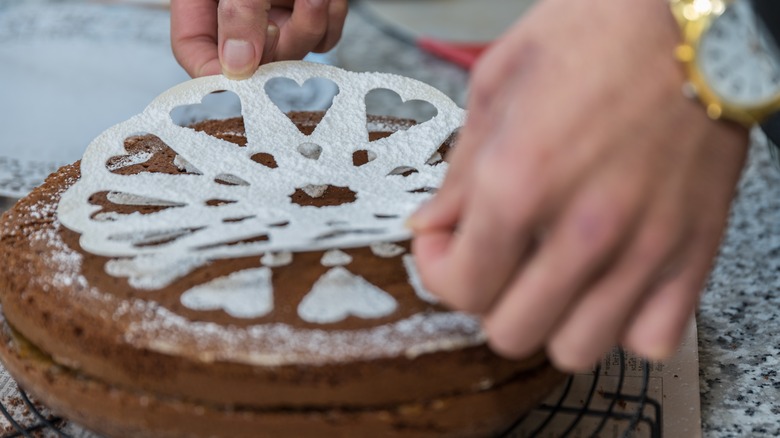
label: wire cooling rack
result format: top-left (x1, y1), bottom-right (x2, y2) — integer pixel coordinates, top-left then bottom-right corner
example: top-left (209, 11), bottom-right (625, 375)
top-left (502, 349), bottom-right (661, 438)
top-left (0, 349), bottom-right (660, 438)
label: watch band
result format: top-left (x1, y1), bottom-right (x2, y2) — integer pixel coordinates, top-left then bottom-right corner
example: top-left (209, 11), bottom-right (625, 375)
top-left (751, 0), bottom-right (780, 154)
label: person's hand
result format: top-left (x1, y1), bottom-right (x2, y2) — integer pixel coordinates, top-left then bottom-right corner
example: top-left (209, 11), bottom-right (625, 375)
top-left (171, 0), bottom-right (348, 79)
top-left (409, 0), bottom-right (749, 371)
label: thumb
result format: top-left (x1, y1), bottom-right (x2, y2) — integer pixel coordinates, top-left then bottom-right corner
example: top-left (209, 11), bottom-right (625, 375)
top-left (218, 0), bottom-right (271, 79)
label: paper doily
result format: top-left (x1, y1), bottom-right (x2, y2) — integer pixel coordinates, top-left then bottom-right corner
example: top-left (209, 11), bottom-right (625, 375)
top-left (58, 61), bottom-right (465, 289)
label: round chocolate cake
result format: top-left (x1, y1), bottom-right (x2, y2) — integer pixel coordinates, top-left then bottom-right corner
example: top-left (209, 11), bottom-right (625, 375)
top-left (0, 63), bottom-right (564, 437)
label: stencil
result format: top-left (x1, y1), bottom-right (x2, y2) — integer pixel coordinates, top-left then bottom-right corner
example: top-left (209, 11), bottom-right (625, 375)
top-left (58, 61), bottom-right (464, 289)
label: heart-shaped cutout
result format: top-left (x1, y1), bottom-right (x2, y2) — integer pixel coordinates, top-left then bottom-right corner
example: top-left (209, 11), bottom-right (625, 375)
top-left (297, 267), bottom-right (398, 324)
top-left (108, 134), bottom-right (194, 176)
top-left (170, 91), bottom-right (245, 145)
top-left (264, 77), bottom-right (340, 134)
top-left (365, 88), bottom-right (438, 141)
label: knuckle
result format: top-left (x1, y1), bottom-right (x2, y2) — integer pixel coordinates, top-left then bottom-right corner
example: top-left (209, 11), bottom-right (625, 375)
top-left (330, 0), bottom-right (349, 17)
top-left (219, 0), bottom-right (267, 20)
top-left (571, 198), bottom-right (631, 257)
top-left (633, 207), bottom-right (688, 266)
top-left (467, 71), bottom-right (497, 111)
top-left (435, 271), bottom-right (491, 313)
top-left (473, 152), bottom-right (510, 193)
top-left (473, 163), bottom-right (531, 227)
top-left (300, 26), bottom-right (327, 41)
top-left (634, 226), bottom-right (676, 266)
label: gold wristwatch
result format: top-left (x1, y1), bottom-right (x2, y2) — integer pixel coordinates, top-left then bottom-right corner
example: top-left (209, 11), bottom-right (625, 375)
top-left (669, 0), bottom-right (780, 126)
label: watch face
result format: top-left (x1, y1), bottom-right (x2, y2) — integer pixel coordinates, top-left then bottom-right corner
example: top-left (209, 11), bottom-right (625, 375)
top-left (698, 0), bottom-right (780, 106)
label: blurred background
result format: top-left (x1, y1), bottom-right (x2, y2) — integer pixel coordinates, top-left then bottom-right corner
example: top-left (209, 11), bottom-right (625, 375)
top-left (0, 0), bottom-right (533, 198)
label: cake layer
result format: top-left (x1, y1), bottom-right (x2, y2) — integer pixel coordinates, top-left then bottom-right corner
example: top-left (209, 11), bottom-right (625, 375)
top-left (0, 315), bottom-right (563, 438)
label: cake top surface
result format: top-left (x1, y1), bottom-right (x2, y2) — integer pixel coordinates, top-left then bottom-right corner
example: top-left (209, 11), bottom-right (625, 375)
top-left (4, 62), bottom-right (485, 366)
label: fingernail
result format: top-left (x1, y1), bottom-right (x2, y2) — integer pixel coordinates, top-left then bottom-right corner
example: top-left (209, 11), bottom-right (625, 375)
top-left (261, 23), bottom-right (280, 64)
top-left (645, 341), bottom-right (674, 360)
top-left (267, 22), bottom-right (280, 43)
top-left (222, 39), bottom-right (256, 79)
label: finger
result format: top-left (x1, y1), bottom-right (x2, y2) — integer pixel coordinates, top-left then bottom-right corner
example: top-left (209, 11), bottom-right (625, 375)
top-left (408, 40), bottom-right (539, 233)
top-left (274, 0), bottom-right (331, 61)
top-left (259, 21), bottom-right (281, 65)
top-left (171, 0), bottom-right (220, 77)
top-left (621, 253), bottom-right (708, 360)
top-left (412, 229), bottom-right (454, 290)
top-left (312, 0), bottom-right (348, 53)
top-left (546, 195), bottom-right (688, 372)
top-left (414, 131), bottom-right (541, 313)
top-left (482, 158), bottom-right (645, 360)
top-left (622, 129), bottom-right (746, 360)
top-left (217, 0), bottom-right (271, 79)
top-left (623, 167), bottom-right (743, 359)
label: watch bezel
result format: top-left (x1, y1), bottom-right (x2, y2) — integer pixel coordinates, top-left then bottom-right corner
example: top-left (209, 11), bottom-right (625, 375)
top-left (670, 0), bottom-right (780, 125)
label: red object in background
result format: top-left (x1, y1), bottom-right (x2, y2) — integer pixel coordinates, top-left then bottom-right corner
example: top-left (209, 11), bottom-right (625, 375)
top-left (417, 38), bottom-right (490, 70)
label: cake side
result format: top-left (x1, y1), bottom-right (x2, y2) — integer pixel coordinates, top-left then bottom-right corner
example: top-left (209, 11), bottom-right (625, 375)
top-left (0, 312), bottom-right (564, 438)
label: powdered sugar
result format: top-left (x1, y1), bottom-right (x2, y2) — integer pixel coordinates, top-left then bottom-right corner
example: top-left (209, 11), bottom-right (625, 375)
top-left (106, 151), bottom-right (152, 171)
top-left (320, 249), bottom-right (353, 266)
top-left (57, 61), bottom-right (465, 289)
top-left (119, 297), bottom-right (483, 366)
top-left (22, 197), bottom-right (86, 292)
top-left (105, 254), bottom-right (209, 290)
top-left (260, 251), bottom-right (293, 267)
top-left (370, 242), bottom-right (406, 258)
top-left (403, 254), bottom-right (440, 304)
top-left (297, 267), bottom-right (397, 324)
top-left (180, 267), bottom-right (274, 318)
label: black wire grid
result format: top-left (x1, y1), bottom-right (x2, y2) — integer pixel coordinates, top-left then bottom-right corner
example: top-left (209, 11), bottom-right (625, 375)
top-left (0, 349), bottom-right (660, 438)
top-left (0, 388), bottom-right (65, 438)
top-left (500, 349), bottom-right (662, 438)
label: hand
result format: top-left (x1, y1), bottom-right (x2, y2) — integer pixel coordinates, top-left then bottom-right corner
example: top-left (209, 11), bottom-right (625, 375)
top-left (409, 0), bottom-right (749, 371)
top-left (171, 0), bottom-right (348, 79)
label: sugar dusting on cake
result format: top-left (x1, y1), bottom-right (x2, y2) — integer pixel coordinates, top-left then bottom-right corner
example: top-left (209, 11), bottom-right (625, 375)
top-left (15, 174), bottom-right (88, 293)
top-left (297, 267), bottom-right (398, 324)
top-left (4, 62), bottom-right (489, 366)
top-left (118, 299), bottom-right (484, 366)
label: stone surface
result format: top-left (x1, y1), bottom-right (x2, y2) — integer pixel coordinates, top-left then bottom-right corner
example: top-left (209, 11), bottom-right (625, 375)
top-left (698, 132), bottom-right (780, 437)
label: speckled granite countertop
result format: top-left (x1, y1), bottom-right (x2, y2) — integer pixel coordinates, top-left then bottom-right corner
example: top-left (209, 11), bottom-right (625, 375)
top-left (335, 10), bottom-right (780, 437)
top-left (698, 133), bottom-right (780, 437)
